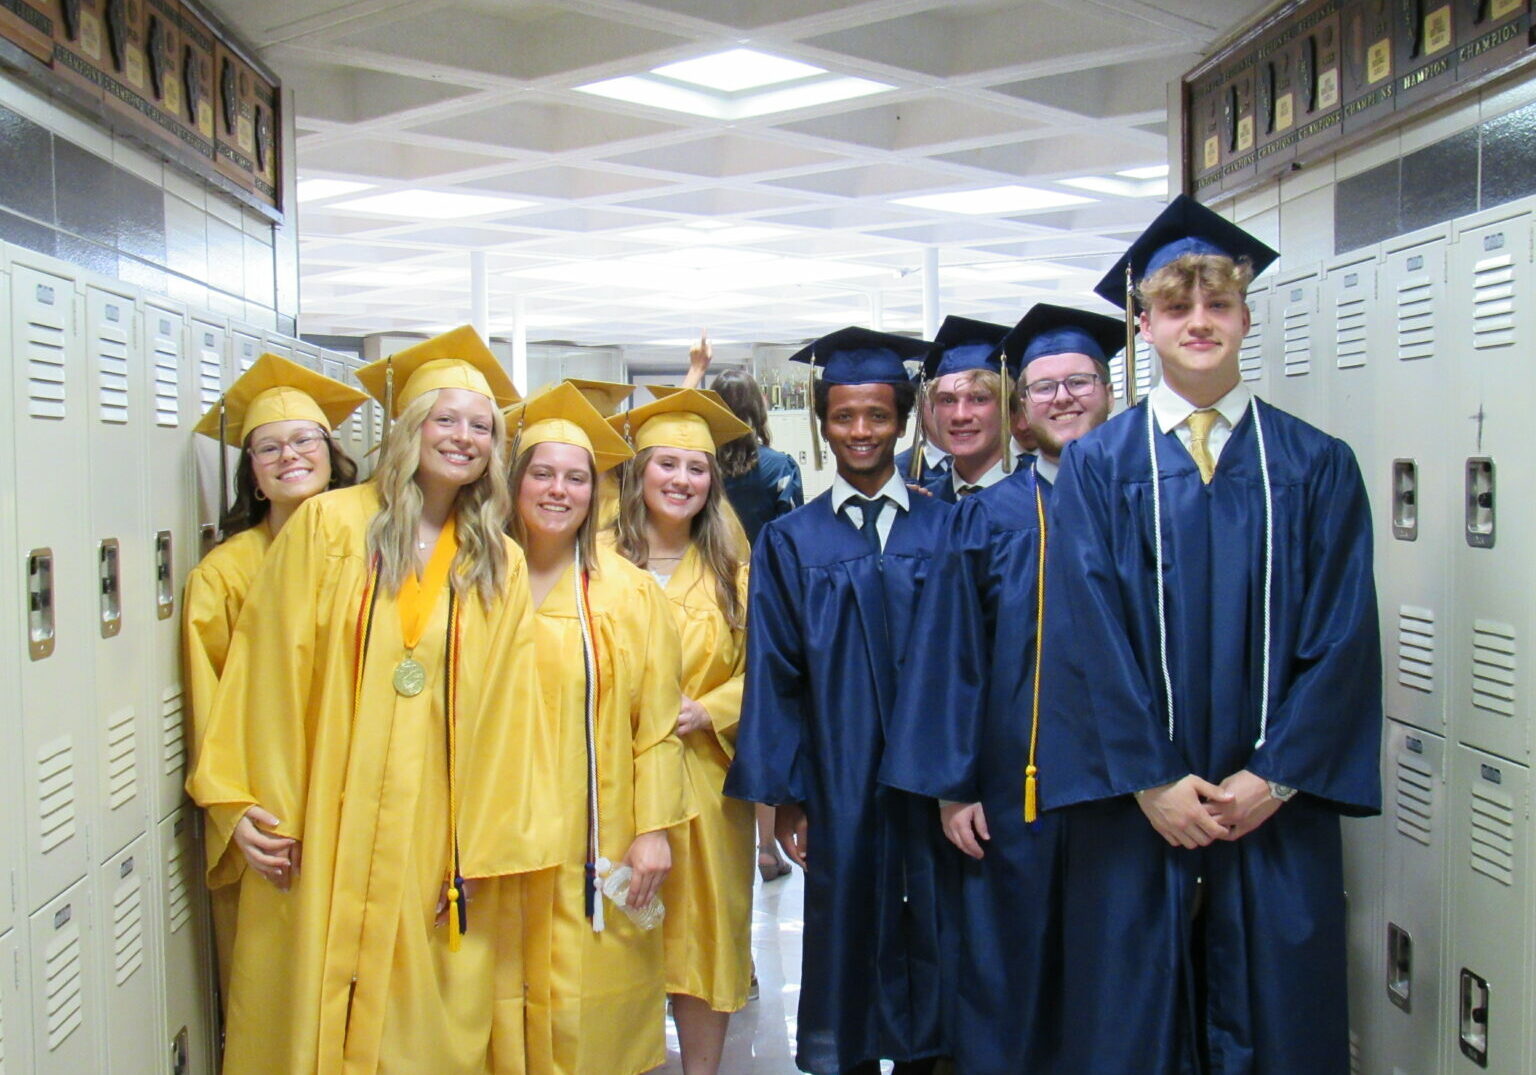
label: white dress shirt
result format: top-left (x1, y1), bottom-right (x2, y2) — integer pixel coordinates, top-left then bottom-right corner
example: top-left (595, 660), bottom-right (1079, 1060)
top-left (1148, 380), bottom-right (1253, 469)
top-left (950, 457), bottom-right (1008, 499)
top-left (831, 469), bottom-right (911, 552)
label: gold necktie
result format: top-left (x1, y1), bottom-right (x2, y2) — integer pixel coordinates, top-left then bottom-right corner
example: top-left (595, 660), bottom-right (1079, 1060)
top-left (1186, 409), bottom-right (1219, 484)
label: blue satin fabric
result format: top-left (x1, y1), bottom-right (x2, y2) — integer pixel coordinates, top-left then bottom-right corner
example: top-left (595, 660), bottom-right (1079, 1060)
top-left (881, 466), bottom-right (1066, 1075)
top-left (893, 447), bottom-right (947, 485)
top-left (725, 491), bottom-right (951, 1074)
top-left (921, 470), bottom-right (957, 504)
top-left (723, 445), bottom-right (804, 546)
top-left (1039, 400), bottom-right (1382, 1075)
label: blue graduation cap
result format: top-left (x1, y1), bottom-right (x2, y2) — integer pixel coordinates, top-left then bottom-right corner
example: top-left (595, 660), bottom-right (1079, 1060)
top-left (1093, 193), bottom-right (1280, 310)
top-left (1004, 304), bottom-right (1125, 374)
top-left (790, 326), bottom-right (928, 386)
top-left (922, 316), bottom-right (1012, 380)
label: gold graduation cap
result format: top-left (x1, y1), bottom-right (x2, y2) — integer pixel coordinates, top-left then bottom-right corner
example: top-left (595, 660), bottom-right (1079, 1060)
top-left (193, 353), bottom-right (368, 447)
top-left (611, 387), bottom-right (751, 456)
top-left (356, 325), bottom-right (521, 418)
top-left (566, 378), bottom-right (637, 417)
top-left (505, 381), bottom-right (634, 474)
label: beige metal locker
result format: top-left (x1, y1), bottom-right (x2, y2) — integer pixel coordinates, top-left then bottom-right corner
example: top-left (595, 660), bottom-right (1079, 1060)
top-left (1237, 281), bottom-right (1271, 395)
top-left (0, 263), bottom-right (21, 944)
top-left (155, 807), bottom-right (214, 1075)
top-left (26, 876), bottom-right (100, 1074)
top-left (1265, 268), bottom-right (1322, 421)
top-left (189, 317), bottom-right (231, 556)
top-left (0, 926), bottom-right (33, 1070)
top-left (7, 253), bottom-right (96, 914)
top-left (1445, 747), bottom-right (1531, 1074)
top-left (95, 836), bottom-right (158, 1072)
top-left (231, 329), bottom-right (261, 377)
top-left (84, 282), bottom-right (152, 864)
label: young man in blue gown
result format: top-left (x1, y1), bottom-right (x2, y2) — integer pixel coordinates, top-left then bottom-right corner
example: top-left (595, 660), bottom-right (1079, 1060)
top-left (725, 327), bottom-right (950, 1075)
top-left (1041, 195), bottom-right (1383, 1075)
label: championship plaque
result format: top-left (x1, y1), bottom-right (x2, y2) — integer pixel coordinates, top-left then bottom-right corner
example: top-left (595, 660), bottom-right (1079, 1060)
top-left (1255, 28), bottom-right (1302, 168)
top-left (1342, 0), bottom-right (1396, 131)
top-left (1456, 0), bottom-right (1530, 84)
top-left (1394, 0), bottom-right (1455, 108)
top-left (0, 0), bottom-right (55, 64)
top-left (1187, 73), bottom-right (1226, 194)
top-left (1219, 62), bottom-right (1258, 191)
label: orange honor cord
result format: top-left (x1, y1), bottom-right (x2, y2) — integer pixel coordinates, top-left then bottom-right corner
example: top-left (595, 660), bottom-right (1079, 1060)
top-left (1025, 479), bottom-right (1047, 824)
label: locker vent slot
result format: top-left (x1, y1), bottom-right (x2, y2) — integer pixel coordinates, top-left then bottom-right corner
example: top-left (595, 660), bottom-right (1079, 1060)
top-left (1239, 311), bottom-right (1265, 381)
top-left (26, 322), bottom-right (67, 420)
top-left (111, 872), bottom-right (145, 985)
top-left (1396, 275), bottom-right (1435, 361)
top-left (1393, 753), bottom-right (1434, 846)
top-left (166, 829), bottom-right (192, 933)
top-left (371, 400), bottom-right (384, 444)
top-left (198, 347), bottom-right (221, 410)
top-left (95, 330), bottom-right (130, 424)
top-left (43, 916), bottom-right (84, 1049)
top-left (1472, 254), bottom-right (1516, 350)
top-left (1347, 1030), bottom-right (1360, 1075)
top-left (1468, 783), bottom-right (1516, 886)
top-left (105, 706), bottom-right (138, 810)
top-left (238, 341), bottom-right (256, 372)
top-left (1397, 606), bottom-right (1435, 693)
top-left (1336, 292), bottom-right (1367, 368)
top-left (322, 358), bottom-right (344, 381)
top-left (1133, 350), bottom-right (1153, 400)
top-left (37, 736), bottom-right (77, 854)
top-left (1282, 302), bottom-right (1312, 376)
top-left (1470, 621), bottom-right (1517, 719)
top-left (153, 335), bottom-right (180, 427)
top-left (160, 686), bottom-right (186, 779)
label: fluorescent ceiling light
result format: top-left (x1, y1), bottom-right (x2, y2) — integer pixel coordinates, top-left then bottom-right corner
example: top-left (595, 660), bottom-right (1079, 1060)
top-left (636, 247), bottom-right (773, 270)
top-left (652, 49), bottom-right (825, 93)
top-left (324, 266), bottom-right (463, 287)
top-left (330, 189), bottom-right (538, 219)
top-left (626, 224), bottom-right (792, 246)
top-left (506, 253), bottom-right (883, 293)
top-left (949, 261), bottom-right (1066, 284)
top-left (893, 186), bottom-right (1093, 215)
top-left (297, 178), bottom-right (374, 202)
top-left (1060, 174), bottom-right (1168, 198)
top-left (576, 71), bottom-right (892, 120)
top-left (645, 337), bottom-right (736, 347)
top-left (1118, 164), bottom-right (1170, 179)
top-left (687, 219), bottom-right (732, 231)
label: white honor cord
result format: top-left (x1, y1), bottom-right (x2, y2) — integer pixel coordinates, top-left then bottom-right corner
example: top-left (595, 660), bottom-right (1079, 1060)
top-left (1147, 398), bottom-right (1274, 747)
top-left (574, 546), bottom-right (604, 932)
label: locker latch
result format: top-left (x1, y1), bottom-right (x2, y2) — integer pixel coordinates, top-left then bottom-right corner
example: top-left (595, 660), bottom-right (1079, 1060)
top-left (171, 1026), bottom-right (190, 1075)
top-left (1459, 967), bottom-right (1490, 1067)
top-left (155, 530), bottom-right (174, 620)
top-left (1465, 458), bottom-right (1495, 549)
top-left (1391, 459), bottom-right (1418, 541)
top-left (27, 547), bottom-right (55, 660)
top-left (99, 538), bottom-right (122, 638)
top-left (1386, 921), bottom-right (1412, 1012)
top-left (198, 523), bottom-right (217, 558)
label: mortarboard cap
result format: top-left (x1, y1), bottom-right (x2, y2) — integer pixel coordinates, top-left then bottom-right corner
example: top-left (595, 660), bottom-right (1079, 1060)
top-left (504, 381), bottom-right (633, 474)
top-left (1094, 193), bottom-right (1280, 310)
top-left (612, 387), bottom-right (751, 456)
top-left (922, 315), bottom-right (1013, 381)
top-left (789, 326), bottom-right (927, 386)
top-left (194, 352), bottom-right (368, 446)
top-left (356, 325), bottom-right (520, 417)
top-left (566, 378), bottom-right (636, 417)
top-left (1004, 304), bottom-right (1126, 375)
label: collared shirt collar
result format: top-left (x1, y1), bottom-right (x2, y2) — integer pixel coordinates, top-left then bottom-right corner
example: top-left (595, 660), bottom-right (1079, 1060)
top-left (1148, 379), bottom-right (1252, 434)
top-left (831, 468), bottom-right (911, 515)
top-left (923, 443), bottom-right (951, 469)
top-left (1033, 455), bottom-right (1059, 486)
top-left (951, 456), bottom-right (1007, 497)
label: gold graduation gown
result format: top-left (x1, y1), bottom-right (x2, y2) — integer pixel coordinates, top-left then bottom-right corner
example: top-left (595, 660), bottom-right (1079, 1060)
top-left (188, 484), bottom-right (561, 1075)
top-left (520, 544), bottom-right (692, 1075)
top-left (182, 524), bottom-right (273, 1003)
top-left (659, 549), bottom-right (754, 1011)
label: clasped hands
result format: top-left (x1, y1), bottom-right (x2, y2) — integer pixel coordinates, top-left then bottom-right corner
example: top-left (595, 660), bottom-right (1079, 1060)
top-left (1137, 769), bottom-right (1283, 849)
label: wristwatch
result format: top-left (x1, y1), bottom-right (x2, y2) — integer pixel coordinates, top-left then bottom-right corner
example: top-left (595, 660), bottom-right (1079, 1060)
top-left (1267, 780), bottom-right (1297, 802)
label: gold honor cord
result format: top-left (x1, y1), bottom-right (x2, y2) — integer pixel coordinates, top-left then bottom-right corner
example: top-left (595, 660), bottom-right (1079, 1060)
top-left (807, 366), bottom-right (824, 471)
top-left (217, 393), bottom-right (229, 535)
top-left (394, 516), bottom-right (459, 697)
top-left (1123, 265), bottom-right (1139, 407)
top-left (443, 590), bottom-right (465, 951)
top-left (907, 374), bottom-right (928, 483)
top-left (999, 353), bottom-right (1014, 476)
top-left (1024, 478), bottom-right (1047, 824)
top-left (383, 359), bottom-right (395, 445)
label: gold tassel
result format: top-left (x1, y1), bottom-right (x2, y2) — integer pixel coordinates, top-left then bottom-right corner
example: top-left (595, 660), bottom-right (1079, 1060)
top-left (807, 366), bottom-right (824, 471)
top-left (216, 393), bottom-right (229, 534)
top-left (1024, 764), bottom-right (1038, 824)
top-left (999, 351), bottom-right (1014, 475)
top-left (907, 374), bottom-right (928, 482)
top-left (1123, 264), bottom-right (1138, 407)
top-left (447, 883), bottom-right (462, 952)
top-left (1025, 482), bottom-right (1047, 825)
top-left (383, 358), bottom-right (395, 445)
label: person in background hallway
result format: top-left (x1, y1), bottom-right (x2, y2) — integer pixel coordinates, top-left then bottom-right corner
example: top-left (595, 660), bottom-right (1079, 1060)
top-left (506, 382), bottom-right (692, 1075)
top-left (920, 316), bottom-right (1014, 502)
top-left (894, 385), bottom-right (950, 484)
top-left (726, 327), bottom-right (949, 1075)
top-left (1041, 196), bottom-right (1383, 1075)
top-left (184, 353), bottom-right (365, 1013)
top-left (189, 326), bottom-right (557, 1075)
top-left (881, 302), bottom-right (1123, 1075)
top-left (610, 388), bottom-right (756, 1075)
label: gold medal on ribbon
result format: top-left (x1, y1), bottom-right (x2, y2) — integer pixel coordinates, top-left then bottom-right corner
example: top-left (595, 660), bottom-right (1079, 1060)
top-left (394, 656), bottom-right (427, 697)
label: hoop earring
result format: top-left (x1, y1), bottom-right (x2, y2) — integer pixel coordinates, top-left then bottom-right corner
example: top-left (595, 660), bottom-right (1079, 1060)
top-left (254, 487), bottom-right (268, 502)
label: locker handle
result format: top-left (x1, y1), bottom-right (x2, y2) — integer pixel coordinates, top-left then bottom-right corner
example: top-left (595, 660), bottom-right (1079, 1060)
top-left (1391, 459), bottom-right (1419, 542)
top-left (27, 547), bottom-right (55, 660)
top-left (1459, 967), bottom-right (1490, 1067)
top-left (99, 537), bottom-right (122, 638)
top-left (198, 523), bottom-right (217, 558)
top-left (1465, 458), bottom-right (1495, 549)
top-left (155, 530), bottom-right (175, 620)
top-left (1386, 922), bottom-right (1412, 1012)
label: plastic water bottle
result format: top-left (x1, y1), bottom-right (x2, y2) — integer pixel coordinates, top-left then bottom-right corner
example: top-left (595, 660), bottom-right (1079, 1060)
top-left (601, 865), bottom-right (666, 930)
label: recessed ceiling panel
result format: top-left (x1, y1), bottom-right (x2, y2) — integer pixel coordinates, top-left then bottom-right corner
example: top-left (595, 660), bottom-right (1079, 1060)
top-left (308, 138), bottom-right (511, 180)
top-left (407, 101), bottom-right (681, 152)
top-left (989, 53), bottom-right (1201, 119)
top-left (603, 135), bottom-right (840, 178)
top-left (463, 166), bottom-right (666, 200)
top-left (764, 164), bottom-right (962, 198)
top-left (285, 62), bottom-right (477, 124)
top-left (777, 98), bottom-right (1038, 151)
top-left (934, 132), bottom-right (1161, 179)
top-left (618, 188), bottom-right (806, 215)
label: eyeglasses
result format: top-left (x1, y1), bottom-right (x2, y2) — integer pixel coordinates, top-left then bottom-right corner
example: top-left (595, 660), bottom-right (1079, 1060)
top-left (1022, 373), bottom-right (1105, 404)
top-left (249, 430), bottom-right (329, 465)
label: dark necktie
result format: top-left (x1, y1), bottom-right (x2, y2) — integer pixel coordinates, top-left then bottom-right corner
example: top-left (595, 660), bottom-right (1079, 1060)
top-left (848, 495), bottom-right (884, 554)
top-left (958, 484), bottom-right (981, 498)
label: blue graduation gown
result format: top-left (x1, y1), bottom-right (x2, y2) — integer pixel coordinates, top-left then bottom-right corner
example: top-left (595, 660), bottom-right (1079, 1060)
top-left (1040, 399), bottom-right (1382, 1075)
top-left (894, 446), bottom-right (947, 485)
top-left (724, 445), bottom-right (803, 545)
top-left (881, 466), bottom-right (1065, 1075)
top-left (725, 490), bottom-right (951, 1074)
